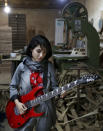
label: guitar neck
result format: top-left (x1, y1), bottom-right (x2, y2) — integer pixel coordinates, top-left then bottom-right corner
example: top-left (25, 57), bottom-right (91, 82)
top-left (27, 74), bottom-right (99, 109)
top-left (30, 80), bottom-right (79, 107)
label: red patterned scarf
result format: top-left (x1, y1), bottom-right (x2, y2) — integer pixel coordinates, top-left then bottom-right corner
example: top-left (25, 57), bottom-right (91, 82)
top-left (30, 72), bottom-right (44, 96)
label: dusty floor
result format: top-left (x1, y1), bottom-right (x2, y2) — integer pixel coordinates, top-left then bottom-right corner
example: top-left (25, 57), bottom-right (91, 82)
top-left (0, 70), bottom-right (12, 131)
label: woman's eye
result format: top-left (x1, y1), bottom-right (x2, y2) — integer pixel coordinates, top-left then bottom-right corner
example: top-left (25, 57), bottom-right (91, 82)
top-left (37, 51), bottom-right (41, 53)
top-left (43, 51), bottom-right (46, 55)
top-left (37, 50), bottom-right (41, 53)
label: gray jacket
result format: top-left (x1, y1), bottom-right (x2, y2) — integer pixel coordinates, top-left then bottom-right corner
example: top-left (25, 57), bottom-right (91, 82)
top-left (9, 58), bottom-right (58, 126)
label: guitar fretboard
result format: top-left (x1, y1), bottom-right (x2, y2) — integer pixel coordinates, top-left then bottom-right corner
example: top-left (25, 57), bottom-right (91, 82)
top-left (27, 74), bottom-right (98, 109)
top-left (30, 80), bottom-right (79, 107)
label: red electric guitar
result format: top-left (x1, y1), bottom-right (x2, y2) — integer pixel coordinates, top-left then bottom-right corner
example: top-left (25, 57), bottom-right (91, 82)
top-left (6, 74), bottom-right (99, 128)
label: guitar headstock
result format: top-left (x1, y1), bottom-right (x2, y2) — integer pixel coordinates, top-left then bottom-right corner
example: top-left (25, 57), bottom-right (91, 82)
top-left (79, 74), bottom-right (100, 84)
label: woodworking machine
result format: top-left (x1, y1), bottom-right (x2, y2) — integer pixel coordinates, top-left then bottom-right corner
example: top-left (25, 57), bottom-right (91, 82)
top-left (54, 2), bottom-right (100, 70)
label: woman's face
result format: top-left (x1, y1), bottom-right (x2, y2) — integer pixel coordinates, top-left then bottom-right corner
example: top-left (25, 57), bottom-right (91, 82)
top-left (32, 45), bottom-right (46, 62)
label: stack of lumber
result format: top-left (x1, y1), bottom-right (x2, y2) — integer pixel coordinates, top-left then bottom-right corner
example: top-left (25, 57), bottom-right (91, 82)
top-left (0, 26), bottom-right (12, 71)
top-left (54, 67), bottom-right (103, 131)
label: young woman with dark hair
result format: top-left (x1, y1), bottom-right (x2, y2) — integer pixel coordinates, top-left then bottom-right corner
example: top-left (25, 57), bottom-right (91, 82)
top-left (9, 35), bottom-right (59, 131)
top-left (26, 35), bottom-right (52, 59)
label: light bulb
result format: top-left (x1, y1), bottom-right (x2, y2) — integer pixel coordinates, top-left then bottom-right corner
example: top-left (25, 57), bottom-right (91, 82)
top-left (4, 6), bottom-right (11, 13)
top-left (59, 0), bottom-right (66, 2)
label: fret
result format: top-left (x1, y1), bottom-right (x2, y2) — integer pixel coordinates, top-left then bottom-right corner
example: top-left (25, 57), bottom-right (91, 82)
top-left (28, 100), bottom-right (37, 108)
top-left (52, 91), bottom-right (54, 95)
top-left (69, 82), bottom-right (75, 88)
top-left (63, 85), bottom-right (68, 91)
top-left (47, 93), bottom-right (52, 99)
top-left (57, 89), bottom-right (61, 94)
top-left (56, 88), bottom-right (59, 92)
top-left (33, 99), bottom-right (38, 105)
top-left (40, 94), bottom-right (48, 101)
top-left (40, 94), bottom-right (45, 100)
top-left (74, 80), bottom-right (77, 84)
top-left (49, 91), bottom-right (53, 96)
top-left (34, 97), bottom-right (40, 105)
top-left (58, 87), bottom-right (62, 93)
top-left (40, 95), bottom-right (43, 100)
top-left (30, 100), bottom-right (34, 105)
top-left (34, 98), bottom-right (37, 103)
top-left (53, 89), bottom-right (58, 95)
top-left (62, 86), bottom-right (64, 91)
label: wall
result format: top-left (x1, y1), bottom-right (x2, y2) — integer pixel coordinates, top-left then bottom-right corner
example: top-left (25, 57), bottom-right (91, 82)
top-left (0, 0), bottom-right (86, 45)
top-left (0, 8), bottom-right (8, 26)
top-left (11, 0), bottom-right (85, 43)
top-left (0, 7), bottom-right (60, 44)
top-left (13, 8), bottom-right (60, 43)
top-left (85, 0), bottom-right (103, 32)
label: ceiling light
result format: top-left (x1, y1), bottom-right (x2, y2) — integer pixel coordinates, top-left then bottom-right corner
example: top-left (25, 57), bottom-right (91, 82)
top-left (4, 0), bottom-right (11, 13)
top-left (4, 6), bottom-right (11, 13)
top-left (59, 0), bottom-right (67, 2)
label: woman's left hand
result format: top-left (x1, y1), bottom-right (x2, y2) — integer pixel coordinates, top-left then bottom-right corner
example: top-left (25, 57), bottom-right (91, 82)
top-left (60, 91), bottom-right (67, 98)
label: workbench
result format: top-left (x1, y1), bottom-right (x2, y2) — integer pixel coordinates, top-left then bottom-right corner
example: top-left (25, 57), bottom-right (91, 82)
top-left (1, 54), bottom-right (22, 77)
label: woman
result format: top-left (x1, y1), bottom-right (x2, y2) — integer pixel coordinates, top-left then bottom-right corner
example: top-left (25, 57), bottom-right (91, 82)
top-left (9, 35), bottom-right (59, 131)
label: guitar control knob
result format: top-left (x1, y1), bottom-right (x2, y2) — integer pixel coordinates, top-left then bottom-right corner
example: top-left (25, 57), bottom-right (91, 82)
top-left (18, 122), bottom-right (21, 125)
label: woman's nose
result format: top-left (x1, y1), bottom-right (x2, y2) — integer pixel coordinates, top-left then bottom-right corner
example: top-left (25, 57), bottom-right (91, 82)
top-left (40, 53), bottom-right (43, 57)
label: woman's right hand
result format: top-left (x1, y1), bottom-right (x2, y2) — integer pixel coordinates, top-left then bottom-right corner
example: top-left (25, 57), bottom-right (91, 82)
top-left (14, 99), bottom-right (27, 115)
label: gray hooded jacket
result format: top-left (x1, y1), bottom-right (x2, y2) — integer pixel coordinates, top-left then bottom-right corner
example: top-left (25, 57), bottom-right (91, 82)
top-left (9, 56), bottom-right (58, 126)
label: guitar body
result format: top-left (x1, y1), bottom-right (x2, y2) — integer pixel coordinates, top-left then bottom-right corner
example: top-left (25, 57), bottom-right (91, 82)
top-left (6, 86), bottom-right (44, 128)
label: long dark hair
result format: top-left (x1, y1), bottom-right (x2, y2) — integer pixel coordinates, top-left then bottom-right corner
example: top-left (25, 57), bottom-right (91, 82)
top-left (26, 35), bottom-right (52, 60)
